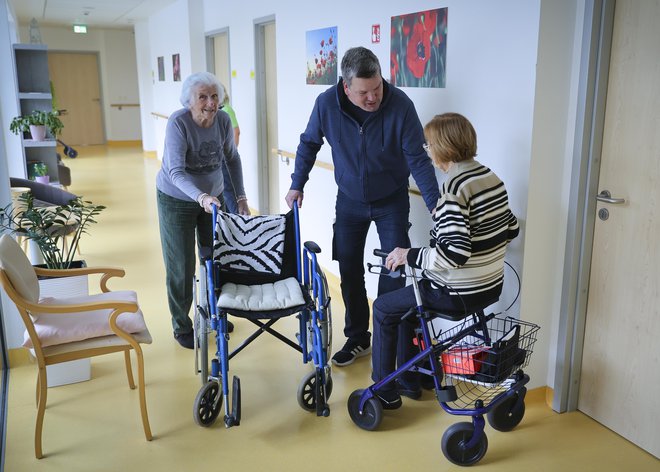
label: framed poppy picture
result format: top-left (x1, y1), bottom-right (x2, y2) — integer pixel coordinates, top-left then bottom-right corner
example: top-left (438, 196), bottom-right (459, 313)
top-left (305, 26), bottom-right (338, 85)
top-left (391, 8), bottom-right (447, 88)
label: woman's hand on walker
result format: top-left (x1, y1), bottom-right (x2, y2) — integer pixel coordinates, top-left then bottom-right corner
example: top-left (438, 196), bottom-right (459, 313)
top-left (385, 247), bottom-right (409, 271)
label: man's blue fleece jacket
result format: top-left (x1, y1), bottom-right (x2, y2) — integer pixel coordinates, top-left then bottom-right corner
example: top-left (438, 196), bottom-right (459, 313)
top-left (290, 78), bottom-right (440, 212)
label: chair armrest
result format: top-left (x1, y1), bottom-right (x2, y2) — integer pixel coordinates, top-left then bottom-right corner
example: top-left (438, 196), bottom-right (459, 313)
top-left (34, 266), bottom-right (125, 293)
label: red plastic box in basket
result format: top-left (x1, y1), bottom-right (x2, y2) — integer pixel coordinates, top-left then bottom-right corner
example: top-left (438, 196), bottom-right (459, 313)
top-left (441, 346), bottom-right (489, 375)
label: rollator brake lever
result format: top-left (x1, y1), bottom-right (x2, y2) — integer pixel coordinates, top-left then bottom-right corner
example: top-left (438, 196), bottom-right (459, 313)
top-left (366, 262), bottom-right (403, 278)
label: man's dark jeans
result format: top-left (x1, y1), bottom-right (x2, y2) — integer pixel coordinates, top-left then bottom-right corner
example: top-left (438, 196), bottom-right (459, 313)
top-left (332, 186), bottom-right (410, 346)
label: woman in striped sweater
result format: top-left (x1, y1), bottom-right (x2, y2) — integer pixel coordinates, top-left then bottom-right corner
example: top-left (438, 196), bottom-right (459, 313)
top-left (371, 113), bottom-right (519, 409)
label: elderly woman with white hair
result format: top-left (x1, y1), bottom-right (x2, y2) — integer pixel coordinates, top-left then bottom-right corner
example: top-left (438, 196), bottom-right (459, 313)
top-left (156, 71), bottom-right (249, 349)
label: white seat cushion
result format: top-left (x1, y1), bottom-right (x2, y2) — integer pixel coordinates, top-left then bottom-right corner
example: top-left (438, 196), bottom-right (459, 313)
top-left (217, 277), bottom-right (305, 311)
top-left (23, 290), bottom-right (148, 348)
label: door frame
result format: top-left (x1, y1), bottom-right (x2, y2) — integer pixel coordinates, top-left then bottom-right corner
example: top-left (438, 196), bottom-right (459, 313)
top-left (205, 27), bottom-right (231, 91)
top-left (553, 0), bottom-right (615, 413)
top-left (254, 15), bottom-right (275, 215)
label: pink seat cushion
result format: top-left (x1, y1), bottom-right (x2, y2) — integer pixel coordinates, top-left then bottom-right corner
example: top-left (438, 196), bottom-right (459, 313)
top-left (23, 290), bottom-right (148, 348)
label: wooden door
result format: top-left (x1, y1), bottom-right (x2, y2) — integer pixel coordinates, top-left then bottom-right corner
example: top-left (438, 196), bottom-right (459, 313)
top-left (212, 33), bottom-right (231, 90)
top-left (48, 52), bottom-right (104, 145)
top-left (578, 0), bottom-right (660, 458)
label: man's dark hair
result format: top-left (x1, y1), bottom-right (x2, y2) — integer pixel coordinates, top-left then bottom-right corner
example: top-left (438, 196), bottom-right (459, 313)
top-left (341, 47), bottom-right (381, 87)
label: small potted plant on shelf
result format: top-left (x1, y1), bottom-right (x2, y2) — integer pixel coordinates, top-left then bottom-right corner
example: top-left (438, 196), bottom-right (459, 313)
top-left (9, 109), bottom-right (64, 141)
top-left (0, 191), bottom-right (105, 269)
top-left (28, 161), bottom-right (50, 184)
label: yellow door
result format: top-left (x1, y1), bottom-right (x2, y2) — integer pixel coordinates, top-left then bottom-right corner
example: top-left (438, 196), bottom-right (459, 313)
top-left (48, 52), bottom-right (104, 145)
top-left (578, 0), bottom-right (660, 458)
top-left (264, 22), bottom-right (279, 214)
top-left (213, 33), bottom-right (231, 89)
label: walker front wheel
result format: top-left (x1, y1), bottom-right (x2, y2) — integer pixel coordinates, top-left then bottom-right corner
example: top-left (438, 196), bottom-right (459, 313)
top-left (347, 389), bottom-right (383, 431)
top-left (441, 422), bottom-right (488, 466)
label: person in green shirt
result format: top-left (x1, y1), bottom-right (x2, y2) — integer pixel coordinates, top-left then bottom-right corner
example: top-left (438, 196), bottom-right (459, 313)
top-left (220, 83), bottom-right (242, 213)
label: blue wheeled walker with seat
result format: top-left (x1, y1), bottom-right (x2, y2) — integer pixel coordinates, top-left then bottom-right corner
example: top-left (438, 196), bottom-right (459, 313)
top-left (193, 202), bottom-right (333, 428)
top-left (347, 250), bottom-right (539, 466)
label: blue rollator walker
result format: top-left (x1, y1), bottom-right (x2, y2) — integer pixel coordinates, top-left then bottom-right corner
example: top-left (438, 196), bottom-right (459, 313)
top-left (347, 250), bottom-right (539, 466)
top-left (193, 202), bottom-right (332, 428)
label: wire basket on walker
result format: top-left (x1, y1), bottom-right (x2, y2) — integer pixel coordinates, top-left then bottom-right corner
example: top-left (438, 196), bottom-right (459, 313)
top-left (347, 250), bottom-right (540, 467)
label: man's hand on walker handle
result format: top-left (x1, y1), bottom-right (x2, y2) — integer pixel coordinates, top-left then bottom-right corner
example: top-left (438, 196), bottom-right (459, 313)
top-left (285, 189), bottom-right (304, 209)
top-left (385, 247), bottom-right (410, 272)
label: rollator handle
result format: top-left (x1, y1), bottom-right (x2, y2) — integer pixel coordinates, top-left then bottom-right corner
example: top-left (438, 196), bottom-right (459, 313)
top-left (373, 249), bottom-right (389, 258)
top-left (366, 262), bottom-right (403, 279)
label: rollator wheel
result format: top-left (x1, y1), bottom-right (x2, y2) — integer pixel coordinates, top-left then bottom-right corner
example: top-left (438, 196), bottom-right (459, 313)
top-left (297, 371), bottom-right (333, 412)
top-left (487, 391), bottom-right (526, 432)
top-left (347, 389), bottom-right (383, 431)
top-left (193, 381), bottom-right (223, 427)
top-left (441, 422), bottom-right (488, 466)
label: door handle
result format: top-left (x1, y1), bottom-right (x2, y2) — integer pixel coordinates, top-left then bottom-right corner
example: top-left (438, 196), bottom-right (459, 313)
top-left (595, 190), bottom-right (625, 204)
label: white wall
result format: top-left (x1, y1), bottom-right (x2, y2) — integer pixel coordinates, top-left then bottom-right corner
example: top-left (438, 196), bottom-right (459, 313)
top-left (523, 0), bottom-right (584, 391)
top-left (15, 24), bottom-right (141, 142)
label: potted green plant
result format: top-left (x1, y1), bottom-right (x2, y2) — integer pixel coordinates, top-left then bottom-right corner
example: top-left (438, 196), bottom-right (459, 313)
top-left (0, 191), bottom-right (105, 269)
top-left (28, 161), bottom-right (50, 184)
top-left (9, 109), bottom-right (64, 141)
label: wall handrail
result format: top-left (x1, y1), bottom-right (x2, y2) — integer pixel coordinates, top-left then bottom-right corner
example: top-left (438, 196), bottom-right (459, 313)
top-left (151, 112), bottom-right (169, 120)
top-left (111, 103), bottom-right (140, 110)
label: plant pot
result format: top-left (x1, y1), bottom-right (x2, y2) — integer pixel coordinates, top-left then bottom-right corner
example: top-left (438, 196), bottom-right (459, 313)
top-left (35, 175), bottom-right (50, 184)
top-left (29, 124), bottom-right (47, 141)
top-left (36, 260), bottom-right (92, 387)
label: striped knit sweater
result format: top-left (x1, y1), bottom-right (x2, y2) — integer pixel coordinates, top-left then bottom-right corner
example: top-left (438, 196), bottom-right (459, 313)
top-left (407, 159), bottom-right (519, 310)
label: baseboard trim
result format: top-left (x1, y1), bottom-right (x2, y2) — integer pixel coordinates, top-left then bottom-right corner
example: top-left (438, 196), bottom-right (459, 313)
top-left (107, 140), bottom-right (142, 147)
top-left (8, 348), bottom-right (34, 368)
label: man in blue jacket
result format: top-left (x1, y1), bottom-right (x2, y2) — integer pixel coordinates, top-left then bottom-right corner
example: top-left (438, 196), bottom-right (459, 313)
top-left (285, 47), bottom-right (439, 367)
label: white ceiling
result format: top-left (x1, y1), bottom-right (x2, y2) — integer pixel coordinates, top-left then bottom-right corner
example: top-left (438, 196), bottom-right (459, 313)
top-left (9, 0), bottom-right (179, 29)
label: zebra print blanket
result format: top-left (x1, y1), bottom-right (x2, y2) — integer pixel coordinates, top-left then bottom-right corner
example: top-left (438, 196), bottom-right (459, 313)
top-left (213, 212), bottom-right (286, 275)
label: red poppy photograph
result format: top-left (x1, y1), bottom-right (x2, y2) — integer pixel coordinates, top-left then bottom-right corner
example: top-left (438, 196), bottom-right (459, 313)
top-left (391, 8), bottom-right (447, 88)
top-left (305, 26), bottom-right (338, 85)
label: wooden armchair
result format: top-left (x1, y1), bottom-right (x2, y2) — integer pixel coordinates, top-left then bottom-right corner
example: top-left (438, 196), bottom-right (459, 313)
top-left (0, 234), bottom-right (153, 459)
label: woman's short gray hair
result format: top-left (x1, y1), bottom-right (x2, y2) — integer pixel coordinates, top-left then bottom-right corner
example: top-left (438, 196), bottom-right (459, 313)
top-left (340, 47), bottom-right (381, 87)
top-left (180, 72), bottom-right (225, 108)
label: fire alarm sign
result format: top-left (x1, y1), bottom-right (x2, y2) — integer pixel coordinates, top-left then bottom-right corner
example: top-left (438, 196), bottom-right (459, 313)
top-left (372, 24), bottom-right (380, 43)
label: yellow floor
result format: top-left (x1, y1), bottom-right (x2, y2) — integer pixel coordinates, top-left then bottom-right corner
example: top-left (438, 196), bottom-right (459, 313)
top-left (4, 145), bottom-right (658, 471)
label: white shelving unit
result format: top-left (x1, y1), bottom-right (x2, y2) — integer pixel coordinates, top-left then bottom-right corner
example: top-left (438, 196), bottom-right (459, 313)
top-left (13, 43), bottom-right (59, 183)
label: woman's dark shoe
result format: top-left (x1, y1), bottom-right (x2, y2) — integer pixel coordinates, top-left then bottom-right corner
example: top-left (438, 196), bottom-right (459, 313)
top-left (395, 380), bottom-right (422, 400)
top-left (174, 331), bottom-right (195, 349)
top-left (375, 389), bottom-right (403, 410)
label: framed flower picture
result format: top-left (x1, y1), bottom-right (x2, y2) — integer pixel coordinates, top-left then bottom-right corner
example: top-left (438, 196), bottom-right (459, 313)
top-left (391, 8), bottom-right (447, 88)
top-left (305, 26), bottom-right (338, 85)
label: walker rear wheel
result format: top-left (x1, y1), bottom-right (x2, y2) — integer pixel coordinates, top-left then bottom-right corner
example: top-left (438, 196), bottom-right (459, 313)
top-left (441, 422), bottom-right (488, 466)
top-left (193, 380), bottom-right (222, 427)
top-left (487, 390), bottom-right (526, 432)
